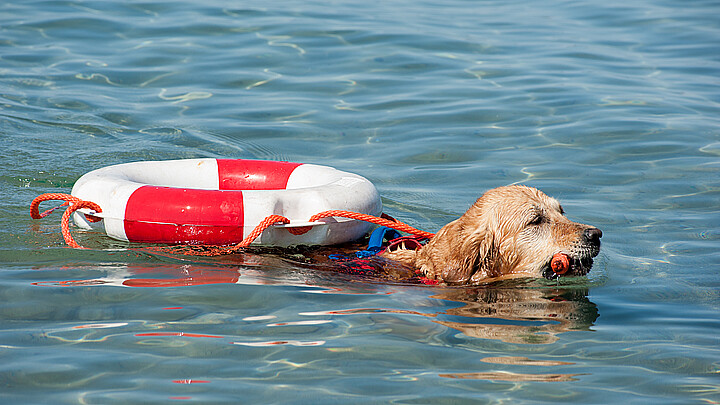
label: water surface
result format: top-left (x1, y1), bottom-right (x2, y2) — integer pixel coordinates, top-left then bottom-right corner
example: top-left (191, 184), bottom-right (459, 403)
top-left (1, 0), bottom-right (719, 403)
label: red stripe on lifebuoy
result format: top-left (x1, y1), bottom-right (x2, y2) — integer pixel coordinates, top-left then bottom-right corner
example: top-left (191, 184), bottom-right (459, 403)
top-left (217, 159), bottom-right (302, 190)
top-left (124, 187), bottom-right (245, 244)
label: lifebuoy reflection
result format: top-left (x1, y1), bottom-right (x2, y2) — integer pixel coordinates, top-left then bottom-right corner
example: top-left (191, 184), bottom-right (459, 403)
top-left (33, 258), bottom-right (598, 347)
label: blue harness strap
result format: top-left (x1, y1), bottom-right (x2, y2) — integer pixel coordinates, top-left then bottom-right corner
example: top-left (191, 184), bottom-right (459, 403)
top-left (364, 226), bottom-right (401, 256)
top-left (329, 226), bottom-right (401, 261)
top-left (326, 227), bottom-right (430, 278)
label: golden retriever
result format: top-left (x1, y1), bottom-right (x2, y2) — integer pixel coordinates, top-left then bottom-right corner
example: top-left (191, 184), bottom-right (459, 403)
top-left (380, 185), bottom-right (602, 284)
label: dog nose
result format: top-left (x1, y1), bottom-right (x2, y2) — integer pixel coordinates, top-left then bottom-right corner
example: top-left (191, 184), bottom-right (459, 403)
top-left (584, 227), bottom-right (602, 243)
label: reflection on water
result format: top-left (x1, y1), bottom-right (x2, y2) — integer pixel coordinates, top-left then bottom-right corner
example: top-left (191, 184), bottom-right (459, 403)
top-left (35, 254), bottom-right (598, 350)
top-left (25, 253), bottom-right (606, 389)
top-left (433, 285), bottom-right (599, 345)
top-left (440, 370), bottom-right (585, 382)
top-left (33, 264), bottom-right (242, 288)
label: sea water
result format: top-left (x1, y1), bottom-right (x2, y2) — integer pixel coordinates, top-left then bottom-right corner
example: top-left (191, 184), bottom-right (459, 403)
top-left (1, 0), bottom-right (718, 403)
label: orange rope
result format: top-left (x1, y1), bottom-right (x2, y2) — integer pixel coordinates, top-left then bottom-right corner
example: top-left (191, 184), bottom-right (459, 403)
top-left (31, 192), bottom-right (433, 253)
top-left (308, 210), bottom-right (435, 239)
top-left (150, 210), bottom-right (433, 257)
top-left (30, 193), bottom-right (102, 249)
top-left (223, 210), bottom-right (434, 252)
top-left (231, 214), bottom-right (290, 249)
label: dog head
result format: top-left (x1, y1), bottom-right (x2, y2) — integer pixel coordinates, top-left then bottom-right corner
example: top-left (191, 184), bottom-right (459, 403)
top-left (382, 185), bottom-right (602, 284)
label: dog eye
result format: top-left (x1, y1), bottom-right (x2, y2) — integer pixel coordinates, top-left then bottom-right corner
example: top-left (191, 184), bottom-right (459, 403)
top-left (528, 215), bottom-right (543, 226)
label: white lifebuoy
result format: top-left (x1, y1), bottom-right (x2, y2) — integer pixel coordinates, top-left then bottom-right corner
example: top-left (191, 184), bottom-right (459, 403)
top-left (70, 158), bottom-right (382, 246)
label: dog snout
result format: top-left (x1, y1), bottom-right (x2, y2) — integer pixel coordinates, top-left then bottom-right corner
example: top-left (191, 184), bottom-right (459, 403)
top-left (583, 227), bottom-right (602, 244)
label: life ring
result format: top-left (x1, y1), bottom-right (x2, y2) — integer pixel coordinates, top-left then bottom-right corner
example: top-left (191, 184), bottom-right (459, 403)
top-left (70, 158), bottom-right (382, 246)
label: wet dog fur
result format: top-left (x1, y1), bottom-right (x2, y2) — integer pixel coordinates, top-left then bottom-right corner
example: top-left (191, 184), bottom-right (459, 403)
top-left (379, 185), bottom-right (602, 285)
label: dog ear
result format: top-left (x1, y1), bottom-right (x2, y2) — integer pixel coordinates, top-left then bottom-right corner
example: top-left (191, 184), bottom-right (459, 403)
top-left (415, 217), bottom-right (495, 284)
top-left (441, 224), bottom-right (497, 283)
top-left (418, 193), bottom-right (514, 284)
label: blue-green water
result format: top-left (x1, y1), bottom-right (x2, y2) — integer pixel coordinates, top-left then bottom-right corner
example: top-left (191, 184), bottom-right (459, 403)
top-left (2, 0), bottom-right (719, 403)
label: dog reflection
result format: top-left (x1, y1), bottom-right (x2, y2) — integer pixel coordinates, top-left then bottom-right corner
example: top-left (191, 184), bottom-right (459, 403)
top-left (432, 286), bottom-right (598, 344)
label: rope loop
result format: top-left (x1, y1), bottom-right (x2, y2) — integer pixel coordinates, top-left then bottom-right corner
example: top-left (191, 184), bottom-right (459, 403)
top-left (30, 193), bottom-right (102, 249)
